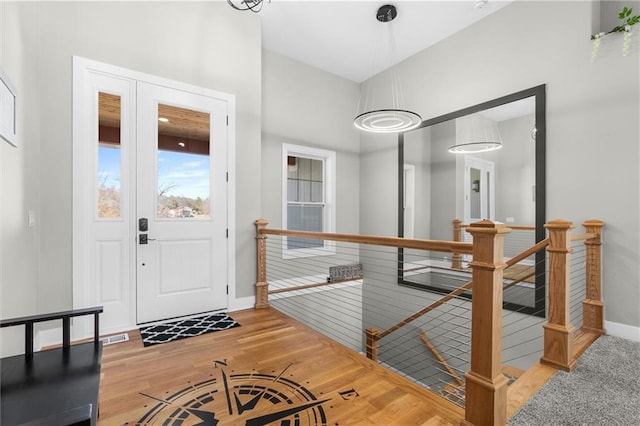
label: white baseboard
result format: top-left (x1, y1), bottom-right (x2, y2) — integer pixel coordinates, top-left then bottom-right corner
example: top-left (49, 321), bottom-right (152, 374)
top-left (229, 295), bottom-right (255, 312)
top-left (605, 320), bottom-right (640, 342)
top-left (35, 327), bottom-right (63, 350)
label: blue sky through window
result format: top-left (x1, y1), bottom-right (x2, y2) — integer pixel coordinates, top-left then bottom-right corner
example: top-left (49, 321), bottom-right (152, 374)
top-left (98, 145), bottom-right (121, 190)
top-left (98, 146), bottom-right (210, 199)
top-left (157, 150), bottom-right (210, 200)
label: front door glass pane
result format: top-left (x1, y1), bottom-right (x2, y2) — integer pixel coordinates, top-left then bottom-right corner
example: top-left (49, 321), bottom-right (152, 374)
top-left (97, 92), bottom-right (122, 218)
top-left (156, 104), bottom-right (211, 219)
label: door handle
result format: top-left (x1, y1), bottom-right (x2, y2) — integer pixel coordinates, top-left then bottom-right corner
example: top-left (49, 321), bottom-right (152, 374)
top-left (138, 234), bottom-right (156, 245)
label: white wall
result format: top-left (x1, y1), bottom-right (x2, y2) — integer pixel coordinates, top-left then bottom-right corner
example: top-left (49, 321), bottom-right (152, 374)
top-left (1, 1), bottom-right (262, 355)
top-left (360, 1), bottom-right (640, 329)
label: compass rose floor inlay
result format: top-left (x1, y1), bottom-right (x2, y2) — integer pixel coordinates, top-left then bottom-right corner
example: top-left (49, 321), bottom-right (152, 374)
top-left (98, 307), bottom-right (464, 425)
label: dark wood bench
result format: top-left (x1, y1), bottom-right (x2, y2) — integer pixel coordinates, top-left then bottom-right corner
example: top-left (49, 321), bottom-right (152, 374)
top-left (1, 307), bottom-right (103, 426)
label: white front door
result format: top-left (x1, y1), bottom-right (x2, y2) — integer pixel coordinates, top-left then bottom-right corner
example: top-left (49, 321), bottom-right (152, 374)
top-left (73, 58), bottom-right (234, 336)
top-left (136, 82), bottom-right (229, 324)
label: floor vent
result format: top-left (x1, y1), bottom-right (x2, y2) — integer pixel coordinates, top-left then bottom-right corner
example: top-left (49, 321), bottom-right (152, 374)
top-left (101, 333), bottom-right (129, 346)
top-left (329, 263), bottom-right (363, 282)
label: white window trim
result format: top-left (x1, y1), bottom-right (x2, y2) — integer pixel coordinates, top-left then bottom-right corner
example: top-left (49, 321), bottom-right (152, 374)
top-left (282, 143), bottom-right (336, 259)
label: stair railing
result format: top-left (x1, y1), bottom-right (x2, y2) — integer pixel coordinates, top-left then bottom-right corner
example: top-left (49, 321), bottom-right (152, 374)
top-left (254, 218), bottom-right (604, 426)
top-left (254, 218), bottom-right (473, 311)
top-left (540, 219), bottom-right (605, 371)
top-left (368, 237), bottom-right (549, 358)
top-left (452, 219), bottom-right (536, 270)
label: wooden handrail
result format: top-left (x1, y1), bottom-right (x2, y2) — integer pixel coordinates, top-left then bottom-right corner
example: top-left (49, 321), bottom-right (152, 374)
top-left (460, 223), bottom-right (535, 231)
top-left (260, 228), bottom-right (473, 254)
top-left (254, 217), bottom-right (605, 426)
top-left (503, 271), bottom-right (536, 292)
top-left (420, 330), bottom-right (464, 386)
top-left (378, 280), bottom-right (473, 340)
top-left (570, 232), bottom-right (597, 242)
top-left (404, 264), bottom-right (470, 273)
top-left (268, 277), bottom-right (361, 295)
top-left (505, 238), bottom-right (549, 267)
top-left (376, 240), bottom-right (547, 342)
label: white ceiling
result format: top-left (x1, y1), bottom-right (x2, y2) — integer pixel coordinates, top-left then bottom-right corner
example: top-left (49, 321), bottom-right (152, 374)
top-left (259, 0), bottom-right (515, 82)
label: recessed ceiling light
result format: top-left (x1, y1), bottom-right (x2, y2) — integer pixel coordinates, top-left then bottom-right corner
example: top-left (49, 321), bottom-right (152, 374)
top-left (158, 117), bottom-right (169, 122)
top-left (178, 142), bottom-right (186, 148)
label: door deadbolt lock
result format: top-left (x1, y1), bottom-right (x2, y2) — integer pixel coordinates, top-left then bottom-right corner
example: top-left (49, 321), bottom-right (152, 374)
top-left (139, 218), bottom-right (148, 232)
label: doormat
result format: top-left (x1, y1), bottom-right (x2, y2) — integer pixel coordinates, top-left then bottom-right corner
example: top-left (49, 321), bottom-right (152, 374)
top-left (139, 313), bottom-right (240, 347)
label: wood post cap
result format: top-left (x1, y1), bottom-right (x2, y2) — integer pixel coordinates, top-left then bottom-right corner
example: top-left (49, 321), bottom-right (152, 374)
top-left (544, 219), bottom-right (574, 230)
top-left (466, 220), bottom-right (510, 234)
top-left (583, 219), bottom-right (604, 227)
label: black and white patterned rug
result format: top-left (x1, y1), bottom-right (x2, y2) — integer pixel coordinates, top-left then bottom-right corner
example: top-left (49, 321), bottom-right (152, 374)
top-left (139, 313), bottom-right (240, 347)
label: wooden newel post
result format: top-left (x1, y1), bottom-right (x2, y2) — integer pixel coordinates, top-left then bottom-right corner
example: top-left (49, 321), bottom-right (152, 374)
top-left (255, 219), bottom-right (269, 309)
top-left (541, 219), bottom-right (576, 371)
top-left (365, 328), bottom-right (380, 362)
top-left (452, 219), bottom-right (463, 270)
top-left (582, 220), bottom-right (605, 334)
top-left (463, 220), bottom-right (510, 426)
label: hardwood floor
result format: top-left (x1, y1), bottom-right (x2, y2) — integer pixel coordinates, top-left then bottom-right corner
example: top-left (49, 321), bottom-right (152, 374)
top-left (98, 307), bottom-right (465, 425)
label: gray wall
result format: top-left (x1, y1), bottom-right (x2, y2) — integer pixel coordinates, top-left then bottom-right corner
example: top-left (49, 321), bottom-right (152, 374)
top-left (261, 51), bottom-right (360, 233)
top-left (496, 114), bottom-right (537, 226)
top-left (359, 133), bottom-right (399, 238)
top-left (0, 3), bottom-right (41, 356)
top-left (1, 1), bottom-right (262, 356)
top-left (271, 285), bottom-right (363, 352)
top-left (403, 113), bottom-right (536, 240)
top-left (2, 0), bottom-right (638, 361)
top-left (403, 127), bottom-right (432, 239)
top-left (359, 1), bottom-right (640, 329)
top-left (430, 121), bottom-right (457, 241)
top-left (260, 51), bottom-right (362, 347)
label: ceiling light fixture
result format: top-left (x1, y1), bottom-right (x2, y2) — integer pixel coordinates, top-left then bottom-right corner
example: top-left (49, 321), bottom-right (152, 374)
top-left (354, 4), bottom-right (422, 134)
top-left (158, 117), bottom-right (169, 123)
top-left (227, 0), bottom-right (269, 13)
top-left (449, 113), bottom-right (503, 154)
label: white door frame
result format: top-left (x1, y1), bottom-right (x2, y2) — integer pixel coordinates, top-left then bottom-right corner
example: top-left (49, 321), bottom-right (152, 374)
top-left (463, 155), bottom-right (495, 224)
top-left (72, 56), bottom-right (236, 339)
